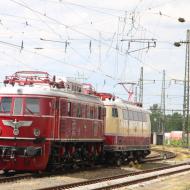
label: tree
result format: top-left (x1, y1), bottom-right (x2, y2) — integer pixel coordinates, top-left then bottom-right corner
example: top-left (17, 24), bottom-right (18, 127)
top-left (149, 104), bottom-right (161, 133)
top-left (149, 104), bottom-right (183, 132)
top-left (165, 112), bottom-right (183, 132)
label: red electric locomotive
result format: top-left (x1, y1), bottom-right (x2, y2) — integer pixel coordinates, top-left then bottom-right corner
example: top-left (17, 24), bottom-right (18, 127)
top-left (0, 71), bottom-right (104, 172)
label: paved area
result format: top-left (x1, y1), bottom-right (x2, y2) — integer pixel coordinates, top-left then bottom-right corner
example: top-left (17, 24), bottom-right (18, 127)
top-left (119, 170), bottom-right (190, 190)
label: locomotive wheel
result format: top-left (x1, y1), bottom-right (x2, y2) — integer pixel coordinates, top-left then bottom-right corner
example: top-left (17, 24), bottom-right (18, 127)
top-left (115, 158), bottom-right (122, 167)
top-left (37, 170), bottom-right (43, 175)
top-left (72, 163), bottom-right (79, 169)
top-left (3, 170), bottom-right (10, 176)
top-left (137, 156), bottom-right (143, 164)
top-left (163, 153), bottom-right (167, 160)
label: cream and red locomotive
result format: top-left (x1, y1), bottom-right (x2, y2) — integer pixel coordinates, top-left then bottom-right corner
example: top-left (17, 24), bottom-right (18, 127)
top-left (0, 71), bottom-right (151, 172)
top-left (96, 93), bottom-right (151, 165)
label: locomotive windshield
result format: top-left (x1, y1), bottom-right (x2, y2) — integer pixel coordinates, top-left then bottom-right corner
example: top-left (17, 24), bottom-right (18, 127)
top-left (13, 97), bottom-right (40, 115)
top-left (0, 96), bottom-right (53, 115)
top-left (0, 97), bottom-right (12, 113)
top-left (14, 98), bottom-right (22, 115)
top-left (25, 98), bottom-right (40, 115)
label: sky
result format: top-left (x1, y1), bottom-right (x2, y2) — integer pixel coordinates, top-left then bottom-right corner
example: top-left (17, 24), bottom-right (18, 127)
top-left (0, 0), bottom-right (190, 112)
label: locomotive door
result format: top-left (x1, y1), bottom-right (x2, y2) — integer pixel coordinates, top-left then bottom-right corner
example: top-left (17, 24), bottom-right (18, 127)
top-left (37, 96), bottom-right (57, 140)
top-left (51, 97), bottom-right (57, 139)
top-left (59, 98), bottom-right (69, 139)
top-left (52, 98), bottom-right (59, 140)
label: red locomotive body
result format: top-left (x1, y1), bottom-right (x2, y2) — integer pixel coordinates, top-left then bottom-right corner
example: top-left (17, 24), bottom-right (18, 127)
top-left (0, 71), bottom-right (104, 172)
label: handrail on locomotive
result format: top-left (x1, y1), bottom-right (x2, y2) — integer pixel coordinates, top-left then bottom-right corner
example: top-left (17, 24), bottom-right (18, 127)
top-left (3, 71), bottom-right (81, 91)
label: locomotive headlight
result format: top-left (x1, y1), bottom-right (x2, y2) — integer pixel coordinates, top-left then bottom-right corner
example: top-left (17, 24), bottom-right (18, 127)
top-left (34, 128), bottom-right (40, 137)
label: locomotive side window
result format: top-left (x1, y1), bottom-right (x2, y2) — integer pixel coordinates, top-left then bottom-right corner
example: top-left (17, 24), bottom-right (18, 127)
top-left (103, 107), bottom-right (106, 117)
top-left (94, 106), bottom-right (98, 119)
top-left (90, 107), bottom-right (94, 119)
top-left (82, 104), bottom-right (86, 118)
top-left (72, 102), bottom-right (77, 117)
top-left (128, 110), bottom-right (133, 120)
top-left (133, 111), bottom-right (139, 121)
top-left (123, 109), bottom-right (129, 120)
top-left (25, 98), bottom-right (40, 115)
top-left (137, 112), bottom-right (143, 121)
top-left (68, 102), bottom-right (71, 116)
top-left (142, 112), bottom-right (147, 122)
top-left (98, 106), bottom-right (102, 119)
top-left (13, 98), bottom-right (22, 115)
top-left (112, 108), bottom-right (118, 117)
top-left (77, 103), bottom-right (82, 117)
top-left (87, 105), bottom-right (90, 118)
top-left (0, 97), bottom-right (12, 113)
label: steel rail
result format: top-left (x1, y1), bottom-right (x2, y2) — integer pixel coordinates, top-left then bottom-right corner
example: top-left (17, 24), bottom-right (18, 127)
top-left (0, 150), bottom-right (176, 185)
top-left (37, 163), bottom-right (188, 190)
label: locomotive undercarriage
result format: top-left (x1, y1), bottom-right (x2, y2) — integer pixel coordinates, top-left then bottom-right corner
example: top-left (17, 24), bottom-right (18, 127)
top-left (47, 142), bottom-right (150, 170)
top-left (104, 149), bottom-right (151, 166)
top-left (47, 141), bottom-right (104, 170)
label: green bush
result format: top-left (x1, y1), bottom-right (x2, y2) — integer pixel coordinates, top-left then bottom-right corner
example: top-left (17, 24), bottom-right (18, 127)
top-left (165, 139), bottom-right (183, 146)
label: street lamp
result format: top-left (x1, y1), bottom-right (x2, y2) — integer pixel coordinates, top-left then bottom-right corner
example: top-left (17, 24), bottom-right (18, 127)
top-left (178, 17), bottom-right (185, 23)
top-left (174, 30), bottom-right (190, 148)
top-left (174, 42), bottom-right (181, 47)
top-left (174, 41), bottom-right (190, 47)
top-left (173, 17), bottom-right (185, 47)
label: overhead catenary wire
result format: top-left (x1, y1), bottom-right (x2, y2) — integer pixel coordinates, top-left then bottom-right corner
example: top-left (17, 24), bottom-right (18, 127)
top-left (0, 0), bottom-right (185, 112)
top-left (52, 0), bottom-right (127, 17)
top-left (9, 0), bottom-right (157, 58)
top-left (0, 37), bottom-right (126, 82)
top-left (1, 0), bottom-right (179, 88)
top-left (6, 0), bottom-right (163, 77)
top-left (7, 0), bottom-right (176, 77)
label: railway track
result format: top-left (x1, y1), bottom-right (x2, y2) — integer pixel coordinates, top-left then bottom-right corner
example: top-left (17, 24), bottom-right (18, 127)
top-left (143, 150), bottom-right (176, 162)
top-left (0, 173), bottom-right (34, 183)
top-left (37, 163), bottom-right (190, 190)
top-left (0, 150), bottom-right (176, 185)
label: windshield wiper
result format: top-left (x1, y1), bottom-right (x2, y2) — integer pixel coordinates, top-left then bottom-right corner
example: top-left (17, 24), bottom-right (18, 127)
top-left (0, 104), bottom-right (5, 113)
top-left (25, 107), bottom-right (34, 115)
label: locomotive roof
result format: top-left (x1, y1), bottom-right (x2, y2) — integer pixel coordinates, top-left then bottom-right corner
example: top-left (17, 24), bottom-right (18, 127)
top-left (0, 84), bottom-right (102, 105)
top-left (103, 98), bottom-right (150, 113)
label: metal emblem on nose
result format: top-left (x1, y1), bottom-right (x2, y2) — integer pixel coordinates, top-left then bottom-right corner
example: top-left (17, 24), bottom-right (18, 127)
top-left (2, 119), bottom-right (33, 136)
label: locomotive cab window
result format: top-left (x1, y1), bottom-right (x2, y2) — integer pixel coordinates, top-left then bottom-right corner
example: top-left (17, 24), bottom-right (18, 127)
top-left (0, 97), bottom-right (12, 114)
top-left (112, 108), bottom-right (118, 117)
top-left (24, 98), bottom-right (40, 115)
top-left (13, 98), bottom-right (22, 115)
